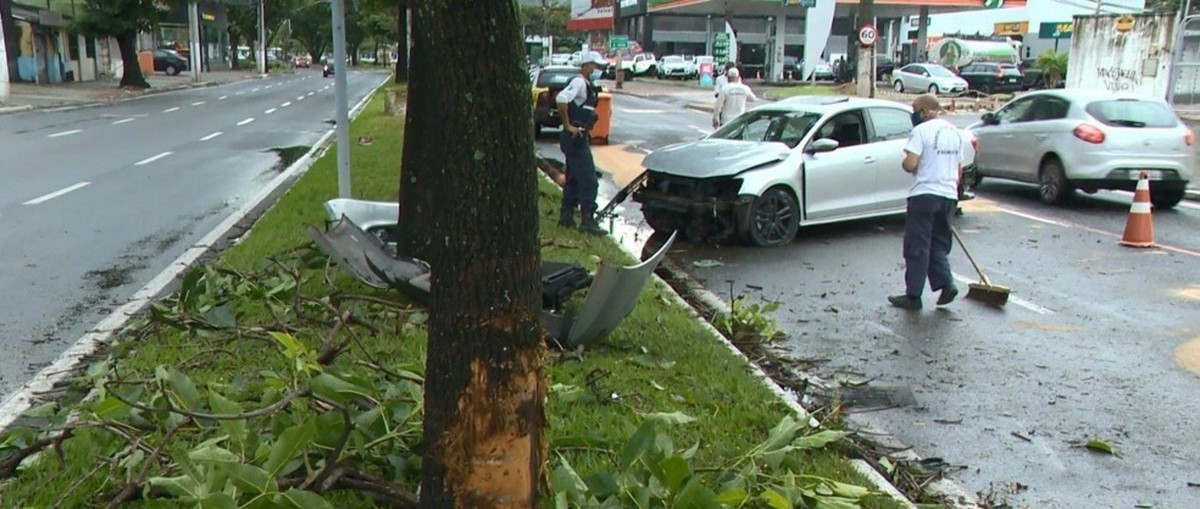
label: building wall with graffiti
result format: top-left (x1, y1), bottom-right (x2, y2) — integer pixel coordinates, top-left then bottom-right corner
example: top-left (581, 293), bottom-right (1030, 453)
top-left (1067, 13), bottom-right (1175, 99)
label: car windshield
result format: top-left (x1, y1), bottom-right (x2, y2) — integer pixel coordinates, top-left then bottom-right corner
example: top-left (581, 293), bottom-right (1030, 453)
top-left (663, 56), bottom-right (683, 63)
top-left (710, 109), bottom-right (823, 149)
top-left (537, 70), bottom-right (579, 88)
top-left (1086, 99), bottom-right (1178, 128)
top-left (927, 66), bottom-right (955, 77)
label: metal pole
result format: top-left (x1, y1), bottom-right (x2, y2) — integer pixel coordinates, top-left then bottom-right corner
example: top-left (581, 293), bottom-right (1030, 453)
top-left (188, 0), bottom-right (201, 82)
top-left (0, 10), bottom-right (9, 103)
top-left (257, 0), bottom-right (267, 74)
top-left (332, 0), bottom-right (351, 198)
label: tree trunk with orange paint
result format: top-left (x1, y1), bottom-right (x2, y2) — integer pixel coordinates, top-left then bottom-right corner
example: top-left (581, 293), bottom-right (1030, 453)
top-left (412, 1), bottom-right (546, 508)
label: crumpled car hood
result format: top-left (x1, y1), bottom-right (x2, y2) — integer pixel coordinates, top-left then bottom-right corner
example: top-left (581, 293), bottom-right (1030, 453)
top-left (642, 140), bottom-right (791, 179)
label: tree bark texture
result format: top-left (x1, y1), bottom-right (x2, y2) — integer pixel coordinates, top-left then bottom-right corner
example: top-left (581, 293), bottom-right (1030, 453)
top-left (412, 2), bottom-right (546, 508)
top-left (395, 7), bottom-right (432, 261)
top-left (117, 30), bottom-right (150, 89)
top-left (230, 34), bottom-right (242, 70)
top-left (394, 3), bottom-right (409, 83)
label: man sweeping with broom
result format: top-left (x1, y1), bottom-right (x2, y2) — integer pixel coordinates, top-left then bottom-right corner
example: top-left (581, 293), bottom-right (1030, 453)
top-left (889, 95), bottom-right (965, 310)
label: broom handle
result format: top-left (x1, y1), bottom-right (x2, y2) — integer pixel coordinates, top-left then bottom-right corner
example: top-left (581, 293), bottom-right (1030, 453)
top-left (950, 226), bottom-right (992, 286)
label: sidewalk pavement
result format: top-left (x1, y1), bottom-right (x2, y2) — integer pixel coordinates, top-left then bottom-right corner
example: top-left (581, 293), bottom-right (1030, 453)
top-left (1, 69), bottom-right (271, 113)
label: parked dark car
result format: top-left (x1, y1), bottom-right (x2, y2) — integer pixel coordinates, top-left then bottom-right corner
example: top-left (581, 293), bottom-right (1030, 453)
top-left (152, 49), bottom-right (189, 76)
top-left (875, 53), bottom-right (896, 81)
top-left (782, 56), bottom-right (799, 79)
top-left (957, 62), bottom-right (1023, 94)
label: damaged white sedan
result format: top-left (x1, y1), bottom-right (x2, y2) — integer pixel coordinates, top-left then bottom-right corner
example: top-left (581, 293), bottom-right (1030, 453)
top-left (627, 96), bottom-right (976, 247)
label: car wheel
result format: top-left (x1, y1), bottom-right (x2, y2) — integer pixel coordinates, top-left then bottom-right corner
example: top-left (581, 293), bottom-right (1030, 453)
top-left (166, 65), bottom-right (178, 76)
top-left (646, 66), bottom-right (658, 78)
top-left (894, 80), bottom-right (904, 93)
top-left (745, 187), bottom-right (799, 248)
top-left (1151, 189), bottom-right (1185, 210)
top-left (1038, 157), bottom-right (1074, 205)
top-left (928, 84), bottom-right (940, 95)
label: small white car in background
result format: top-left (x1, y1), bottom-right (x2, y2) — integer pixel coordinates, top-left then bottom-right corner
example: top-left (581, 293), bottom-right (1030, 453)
top-left (893, 63), bottom-right (969, 95)
top-left (969, 89), bottom-right (1194, 208)
top-left (659, 55), bottom-right (696, 79)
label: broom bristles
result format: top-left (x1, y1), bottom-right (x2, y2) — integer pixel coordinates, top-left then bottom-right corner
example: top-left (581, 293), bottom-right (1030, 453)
top-left (966, 283), bottom-right (1010, 307)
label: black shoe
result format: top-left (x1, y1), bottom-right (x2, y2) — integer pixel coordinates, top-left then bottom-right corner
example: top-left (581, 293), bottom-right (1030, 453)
top-left (578, 222), bottom-right (607, 236)
top-left (936, 285), bottom-right (959, 306)
top-left (888, 294), bottom-right (922, 310)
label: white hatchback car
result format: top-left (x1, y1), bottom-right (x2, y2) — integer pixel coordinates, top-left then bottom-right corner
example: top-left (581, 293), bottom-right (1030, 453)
top-left (893, 63), bottom-right (969, 95)
top-left (969, 89), bottom-right (1194, 208)
top-left (631, 96), bottom-right (977, 247)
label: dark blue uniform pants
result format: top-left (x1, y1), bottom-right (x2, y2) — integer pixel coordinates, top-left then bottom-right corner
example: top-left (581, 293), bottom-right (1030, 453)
top-left (560, 131), bottom-right (598, 219)
top-left (904, 194), bottom-right (957, 298)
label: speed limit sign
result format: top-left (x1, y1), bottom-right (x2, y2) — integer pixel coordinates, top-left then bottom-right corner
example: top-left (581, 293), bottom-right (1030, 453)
top-left (858, 24), bottom-right (878, 47)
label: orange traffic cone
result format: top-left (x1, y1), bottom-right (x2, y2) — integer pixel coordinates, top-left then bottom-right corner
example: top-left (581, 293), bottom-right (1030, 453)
top-left (1119, 171), bottom-right (1156, 248)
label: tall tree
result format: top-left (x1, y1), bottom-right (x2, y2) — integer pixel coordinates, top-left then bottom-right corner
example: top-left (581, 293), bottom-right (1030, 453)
top-left (346, 6), bottom-right (366, 65)
top-left (227, 4), bottom-right (256, 70)
top-left (395, 5), bottom-right (428, 260)
top-left (408, 1), bottom-right (546, 507)
top-left (70, 0), bottom-right (169, 89)
top-left (291, 2), bottom-right (332, 62)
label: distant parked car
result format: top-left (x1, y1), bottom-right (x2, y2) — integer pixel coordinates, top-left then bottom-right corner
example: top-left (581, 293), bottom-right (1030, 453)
top-left (531, 65), bottom-right (581, 136)
top-left (892, 63), bottom-right (968, 95)
top-left (152, 49), bottom-right (189, 76)
top-left (875, 54), bottom-right (896, 82)
top-left (957, 62), bottom-right (1023, 94)
top-left (782, 56), bottom-right (799, 79)
top-left (969, 89), bottom-right (1193, 208)
top-left (659, 55), bottom-right (695, 79)
top-left (805, 59), bottom-right (834, 81)
top-left (294, 55), bottom-right (311, 68)
top-left (550, 53), bottom-right (572, 66)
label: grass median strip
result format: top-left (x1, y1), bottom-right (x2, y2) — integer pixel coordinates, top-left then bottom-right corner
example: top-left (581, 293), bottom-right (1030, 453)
top-left (0, 90), bottom-right (904, 508)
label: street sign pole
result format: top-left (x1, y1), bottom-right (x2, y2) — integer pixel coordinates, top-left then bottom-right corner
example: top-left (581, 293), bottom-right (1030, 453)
top-left (188, 0), bottom-right (202, 82)
top-left (0, 8), bottom-right (9, 103)
top-left (257, 0), bottom-right (267, 75)
top-left (331, 0), bottom-right (351, 198)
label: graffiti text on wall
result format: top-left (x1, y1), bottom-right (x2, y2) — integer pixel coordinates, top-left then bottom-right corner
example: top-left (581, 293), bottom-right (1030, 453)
top-left (1097, 67), bottom-right (1141, 92)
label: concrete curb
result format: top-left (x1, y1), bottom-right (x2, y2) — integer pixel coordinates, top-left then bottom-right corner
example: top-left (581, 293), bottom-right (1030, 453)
top-left (0, 104), bottom-right (34, 114)
top-left (1, 74), bottom-right (274, 116)
top-left (1187, 189), bottom-right (1200, 202)
top-left (0, 75), bottom-right (391, 434)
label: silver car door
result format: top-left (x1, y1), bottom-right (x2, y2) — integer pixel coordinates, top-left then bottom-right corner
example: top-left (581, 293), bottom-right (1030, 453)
top-left (803, 110), bottom-right (878, 220)
top-left (865, 107), bottom-right (918, 211)
top-left (1016, 95), bottom-right (1073, 182)
top-left (975, 95), bottom-right (1038, 178)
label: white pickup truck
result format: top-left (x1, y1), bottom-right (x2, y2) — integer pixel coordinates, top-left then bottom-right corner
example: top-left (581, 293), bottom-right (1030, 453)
top-left (620, 53), bottom-right (658, 77)
top-left (658, 55), bottom-right (696, 79)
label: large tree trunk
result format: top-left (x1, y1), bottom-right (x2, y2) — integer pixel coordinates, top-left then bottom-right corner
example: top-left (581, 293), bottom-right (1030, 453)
top-left (412, 1), bottom-right (545, 508)
top-left (396, 9), bottom-right (432, 261)
top-left (394, 3), bottom-right (408, 83)
top-left (230, 33), bottom-right (242, 70)
top-left (116, 30), bottom-right (150, 89)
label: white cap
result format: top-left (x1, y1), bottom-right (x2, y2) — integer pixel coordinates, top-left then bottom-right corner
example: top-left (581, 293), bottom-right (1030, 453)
top-left (583, 51), bottom-right (607, 66)
top-left (726, 68), bottom-right (740, 79)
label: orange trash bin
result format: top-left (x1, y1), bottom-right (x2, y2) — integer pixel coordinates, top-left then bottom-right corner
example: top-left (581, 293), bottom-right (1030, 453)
top-left (590, 92), bottom-right (613, 145)
top-left (138, 51), bottom-right (155, 75)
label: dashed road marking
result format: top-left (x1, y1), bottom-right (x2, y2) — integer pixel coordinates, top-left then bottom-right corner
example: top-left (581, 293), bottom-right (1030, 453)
top-left (281, 101), bottom-right (292, 107)
top-left (952, 273), bottom-right (1054, 315)
top-left (200, 131), bottom-right (223, 141)
top-left (163, 107), bottom-right (181, 113)
top-left (112, 118), bottom-right (135, 125)
top-left (48, 129), bottom-right (82, 138)
top-left (307, 91), bottom-right (316, 96)
top-left (135, 151), bottom-right (173, 166)
top-left (192, 101), bottom-right (206, 106)
top-left (237, 117), bottom-right (255, 126)
top-left (24, 182), bottom-right (91, 205)
top-left (252, 88), bottom-right (261, 93)
top-left (296, 95), bottom-right (305, 100)
top-left (265, 108), bottom-right (277, 114)
top-left (994, 207), bottom-right (1068, 226)
top-left (219, 95), bottom-right (229, 100)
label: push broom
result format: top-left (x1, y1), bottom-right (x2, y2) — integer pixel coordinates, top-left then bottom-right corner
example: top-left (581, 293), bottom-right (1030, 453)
top-left (949, 227), bottom-right (1010, 307)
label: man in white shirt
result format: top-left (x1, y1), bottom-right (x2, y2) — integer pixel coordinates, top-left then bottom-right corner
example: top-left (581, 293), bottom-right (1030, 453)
top-left (713, 62), bottom-right (734, 97)
top-left (555, 51), bottom-right (608, 235)
top-left (712, 68), bottom-right (757, 128)
top-left (889, 94), bottom-right (965, 310)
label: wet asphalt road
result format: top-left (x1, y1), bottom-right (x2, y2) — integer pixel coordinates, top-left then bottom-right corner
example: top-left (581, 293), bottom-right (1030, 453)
top-left (0, 69), bottom-right (384, 397)
top-left (537, 89), bottom-right (1200, 508)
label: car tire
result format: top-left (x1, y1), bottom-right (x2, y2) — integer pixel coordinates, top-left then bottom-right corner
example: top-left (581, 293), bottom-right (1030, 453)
top-left (646, 66), bottom-right (658, 78)
top-left (894, 80), bottom-right (904, 93)
top-left (1151, 189), bottom-right (1185, 210)
top-left (166, 65), bottom-right (178, 76)
top-left (928, 84), bottom-right (940, 95)
top-left (744, 187), bottom-right (800, 248)
top-left (1038, 157), bottom-right (1074, 205)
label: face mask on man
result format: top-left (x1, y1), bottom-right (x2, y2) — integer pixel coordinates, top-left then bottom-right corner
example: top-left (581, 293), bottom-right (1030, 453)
top-left (911, 110), bottom-right (924, 126)
top-left (590, 69), bottom-right (603, 82)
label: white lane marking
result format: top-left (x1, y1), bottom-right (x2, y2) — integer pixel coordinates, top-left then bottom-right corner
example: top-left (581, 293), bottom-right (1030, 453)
top-left (23, 182), bottom-right (91, 205)
top-left (112, 118), bottom-right (135, 125)
top-left (163, 106), bottom-right (181, 113)
top-left (192, 101), bottom-right (206, 106)
top-left (307, 91), bottom-right (316, 96)
top-left (952, 273), bottom-right (1054, 315)
top-left (296, 95), bottom-right (305, 100)
top-left (237, 117), bottom-right (255, 126)
top-left (265, 108), bottom-right (277, 114)
top-left (236, 91), bottom-right (245, 95)
top-left (135, 151), bottom-right (173, 166)
top-left (281, 101), bottom-right (292, 107)
top-left (1110, 189), bottom-right (1200, 211)
top-left (48, 129), bottom-right (83, 138)
top-left (995, 207), bottom-right (1067, 227)
top-left (617, 108), bottom-right (668, 114)
top-left (265, 85), bottom-right (273, 89)
top-left (219, 95), bottom-right (229, 100)
top-left (252, 88), bottom-right (261, 92)
top-left (200, 131), bottom-right (223, 141)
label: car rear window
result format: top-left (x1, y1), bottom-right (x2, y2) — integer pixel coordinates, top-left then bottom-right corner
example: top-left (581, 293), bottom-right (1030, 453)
top-left (537, 71), bottom-right (578, 88)
top-left (1085, 100), bottom-right (1178, 128)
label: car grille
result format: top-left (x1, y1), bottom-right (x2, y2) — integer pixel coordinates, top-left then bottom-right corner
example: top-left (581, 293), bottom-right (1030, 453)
top-left (644, 171), bottom-right (741, 202)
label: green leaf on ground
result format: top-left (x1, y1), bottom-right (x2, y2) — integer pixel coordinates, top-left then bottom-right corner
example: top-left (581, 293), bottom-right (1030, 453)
top-left (274, 489), bottom-right (333, 509)
top-left (1085, 439), bottom-right (1116, 455)
top-left (265, 420), bottom-right (316, 476)
top-left (219, 461), bottom-right (275, 495)
top-left (641, 411), bottom-right (698, 425)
